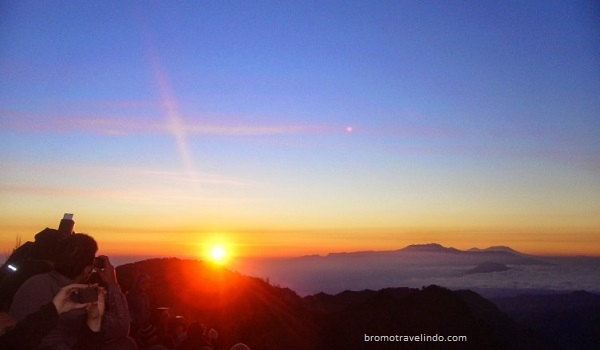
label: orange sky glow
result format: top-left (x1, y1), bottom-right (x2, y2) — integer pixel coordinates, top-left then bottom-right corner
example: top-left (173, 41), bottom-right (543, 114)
top-left (1, 210), bottom-right (598, 261)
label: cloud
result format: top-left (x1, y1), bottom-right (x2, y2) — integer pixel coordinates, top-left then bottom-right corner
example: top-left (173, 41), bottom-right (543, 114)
top-left (0, 160), bottom-right (257, 210)
top-left (0, 109), bottom-right (335, 137)
top-left (236, 257), bottom-right (600, 296)
top-left (0, 184), bottom-right (146, 202)
top-left (2, 162), bottom-right (248, 187)
top-left (0, 181), bottom-right (256, 205)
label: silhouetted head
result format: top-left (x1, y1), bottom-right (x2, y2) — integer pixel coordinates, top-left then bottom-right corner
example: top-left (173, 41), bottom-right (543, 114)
top-left (167, 317), bottom-right (186, 336)
top-left (54, 233), bottom-right (98, 281)
top-left (230, 343), bottom-right (250, 350)
top-left (31, 228), bottom-right (67, 261)
top-left (186, 321), bottom-right (206, 342)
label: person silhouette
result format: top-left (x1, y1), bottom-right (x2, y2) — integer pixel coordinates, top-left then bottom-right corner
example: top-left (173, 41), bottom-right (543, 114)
top-left (0, 283), bottom-right (106, 349)
top-left (9, 234), bottom-right (135, 349)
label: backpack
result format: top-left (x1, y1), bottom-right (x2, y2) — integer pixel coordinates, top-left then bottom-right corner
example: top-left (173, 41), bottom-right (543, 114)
top-left (0, 224), bottom-right (72, 312)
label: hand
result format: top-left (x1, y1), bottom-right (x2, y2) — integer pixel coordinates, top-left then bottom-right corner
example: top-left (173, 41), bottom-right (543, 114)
top-left (95, 255), bottom-right (117, 285)
top-left (86, 286), bottom-right (106, 332)
top-left (52, 284), bottom-right (92, 314)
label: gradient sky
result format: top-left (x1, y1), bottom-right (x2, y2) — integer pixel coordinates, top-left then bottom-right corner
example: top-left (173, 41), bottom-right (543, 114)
top-left (1, 1), bottom-right (599, 259)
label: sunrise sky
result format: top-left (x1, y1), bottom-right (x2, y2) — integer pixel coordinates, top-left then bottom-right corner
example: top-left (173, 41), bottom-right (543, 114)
top-left (1, 1), bottom-right (599, 260)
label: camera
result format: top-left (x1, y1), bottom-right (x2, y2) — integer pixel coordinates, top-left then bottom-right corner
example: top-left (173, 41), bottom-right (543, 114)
top-left (93, 257), bottom-right (105, 269)
top-left (58, 213), bottom-right (75, 235)
top-left (72, 286), bottom-right (98, 303)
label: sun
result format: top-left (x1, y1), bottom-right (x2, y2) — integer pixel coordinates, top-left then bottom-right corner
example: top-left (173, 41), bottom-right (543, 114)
top-left (208, 244), bottom-right (228, 265)
top-left (200, 235), bottom-right (234, 265)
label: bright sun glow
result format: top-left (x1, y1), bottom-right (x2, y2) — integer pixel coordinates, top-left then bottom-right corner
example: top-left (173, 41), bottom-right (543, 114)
top-left (209, 244), bottom-right (228, 264)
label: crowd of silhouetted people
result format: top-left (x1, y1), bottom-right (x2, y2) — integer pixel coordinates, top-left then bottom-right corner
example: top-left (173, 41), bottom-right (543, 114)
top-left (127, 272), bottom-right (250, 350)
top-left (0, 224), bottom-right (251, 350)
top-left (130, 309), bottom-right (249, 350)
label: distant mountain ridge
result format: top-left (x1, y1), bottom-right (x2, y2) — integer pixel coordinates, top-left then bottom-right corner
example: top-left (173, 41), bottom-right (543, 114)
top-left (321, 243), bottom-right (462, 257)
top-left (315, 243), bottom-right (537, 257)
top-left (401, 243), bottom-right (462, 253)
top-left (306, 242), bottom-right (548, 266)
top-left (468, 246), bottom-right (524, 254)
top-left (240, 243), bottom-right (555, 296)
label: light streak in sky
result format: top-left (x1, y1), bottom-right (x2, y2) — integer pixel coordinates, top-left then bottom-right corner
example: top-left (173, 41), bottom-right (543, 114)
top-left (138, 12), bottom-right (197, 178)
top-left (149, 54), bottom-right (196, 177)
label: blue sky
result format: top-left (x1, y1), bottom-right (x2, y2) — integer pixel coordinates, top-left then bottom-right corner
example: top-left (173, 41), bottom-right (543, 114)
top-left (1, 1), bottom-right (599, 257)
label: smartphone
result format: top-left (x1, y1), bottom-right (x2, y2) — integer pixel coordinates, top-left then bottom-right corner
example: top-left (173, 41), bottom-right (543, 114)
top-left (73, 287), bottom-right (98, 303)
top-left (93, 257), bottom-right (105, 269)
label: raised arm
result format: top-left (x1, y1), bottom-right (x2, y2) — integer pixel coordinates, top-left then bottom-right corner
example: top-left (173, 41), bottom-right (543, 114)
top-left (95, 256), bottom-right (130, 340)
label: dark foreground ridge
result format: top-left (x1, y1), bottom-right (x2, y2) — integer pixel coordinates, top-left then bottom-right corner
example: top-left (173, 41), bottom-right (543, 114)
top-left (494, 291), bottom-right (600, 350)
top-left (116, 258), bottom-right (571, 350)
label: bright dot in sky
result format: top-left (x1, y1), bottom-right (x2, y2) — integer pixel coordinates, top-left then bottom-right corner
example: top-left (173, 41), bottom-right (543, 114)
top-left (346, 126), bottom-right (353, 132)
top-left (209, 244), bottom-right (228, 264)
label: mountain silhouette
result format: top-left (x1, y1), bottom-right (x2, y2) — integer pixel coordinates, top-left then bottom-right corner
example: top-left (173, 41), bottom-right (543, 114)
top-left (309, 285), bottom-right (560, 350)
top-left (117, 258), bottom-right (318, 349)
top-left (116, 258), bottom-right (559, 349)
top-left (240, 243), bottom-right (554, 295)
top-left (400, 243), bottom-right (462, 253)
top-left (468, 246), bottom-right (523, 254)
top-left (302, 242), bottom-right (548, 265)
